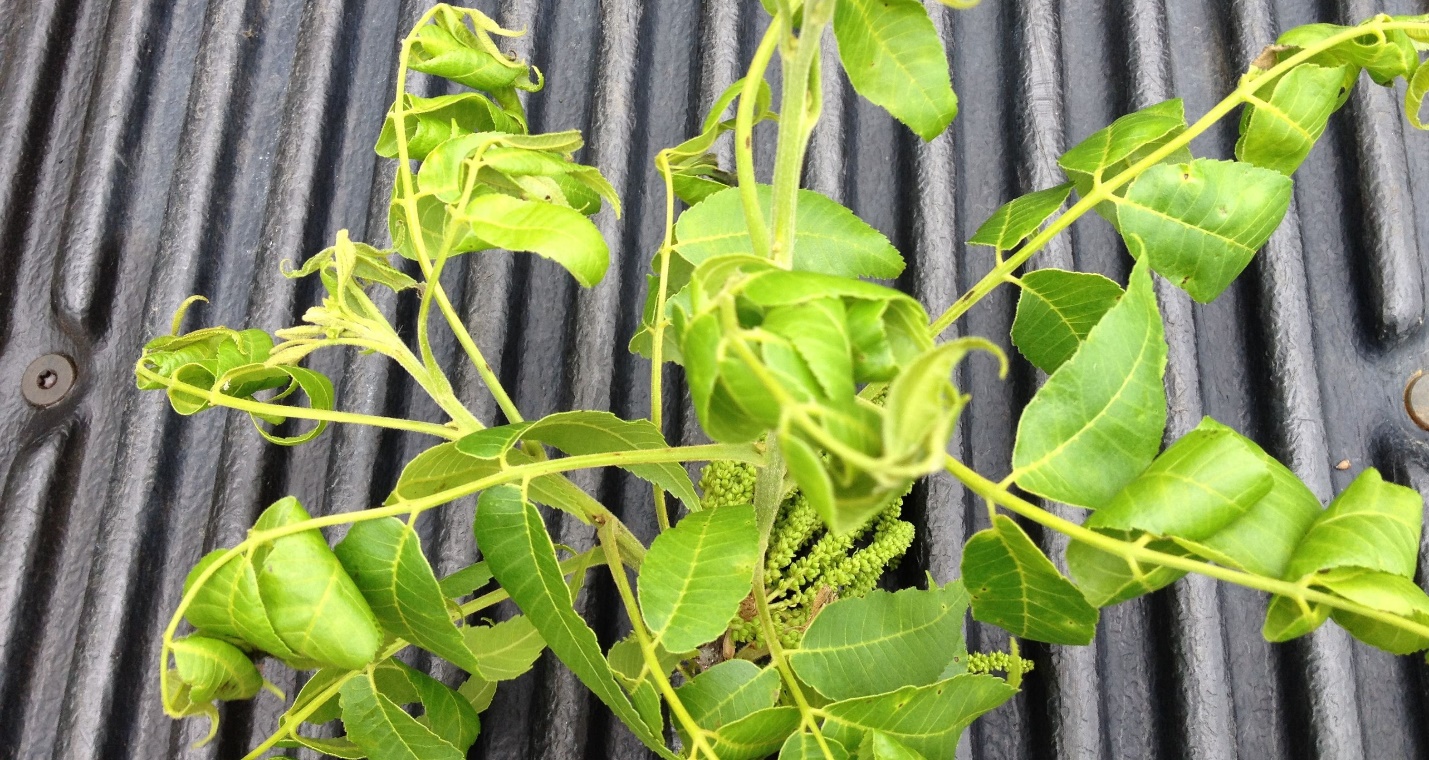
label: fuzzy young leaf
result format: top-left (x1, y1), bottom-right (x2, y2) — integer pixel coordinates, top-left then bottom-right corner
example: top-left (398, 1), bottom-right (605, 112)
top-left (1116, 159), bottom-right (1292, 303)
top-left (376, 93), bottom-right (524, 160)
top-left (705, 706), bottom-right (802, 760)
top-left (1408, 58), bottom-right (1429, 130)
top-left (674, 660), bottom-right (781, 743)
top-left (463, 615), bottom-right (546, 681)
top-left (170, 635), bottom-right (262, 704)
top-left (334, 517), bottom-right (484, 675)
top-left (1236, 63), bottom-right (1354, 175)
top-left (472, 486), bottom-right (677, 758)
top-left (409, 7), bottom-right (536, 92)
top-left (252, 497), bottom-right (382, 670)
top-left (969, 183), bottom-right (1074, 252)
top-left (832, 0), bottom-right (958, 140)
top-left (455, 194), bottom-right (609, 287)
top-left (639, 504), bottom-right (759, 652)
top-left (1012, 260), bottom-right (1167, 508)
top-left (1278, 22), bottom-right (1419, 86)
top-left (1010, 269), bottom-right (1123, 374)
top-left (788, 583), bottom-right (968, 701)
top-left (962, 516), bottom-right (1099, 645)
top-left (340, 669), bottom-right (464, 760)
top-left (818, 675), bottom-right (1017, 758)
top-left (674, 185), bottom-right (904, 279)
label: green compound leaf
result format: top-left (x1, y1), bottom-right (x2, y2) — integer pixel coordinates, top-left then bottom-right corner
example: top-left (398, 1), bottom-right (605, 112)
top-left (1068, 417), bottom-right (1322, 608)
top-left (473, 485), bottom-right (677, 758)
top-left (439, 560), bottom-right (493, 599)
top-left (819, 674), bottom-right (1017, 758)
top-left (638, 504), bottom-right (759, 652)
top-left (1067, 529), bottom-right (1192, 608)
top-left (334, 517), bottom-right (484, 675)
top-left (1284, 468), bottom-right (1423, 580)
top-left (273, 736), bottom-right (366, 759)
top-left (455, 411), bottom-right (702, 510)
top-left (1011, 260), bottom-right (1167, 509)
top-left (706, 706), bottom-right (802, 760)
top-left (1318, 568), bottom-right (1429, 654)
top-left (1087, 421), bottom-right (1273, 541)
top-left (340, 669), bottom-right (464, 760)
top-left (1262, 593), bottom-right (1330, 642)
top-left (283, 667), bottom-right (347, 726)
top-left (674, 185), bottom-right (904, 279)
top-left (780, 732), bottom-right (851, 760)
top-left (1176, 420), bottom-right (1322, 579)
top-left (463, 615), bottom-right (546, 681)
top-left (454, 195), bottom-right (609, 287)
top-left (1010, 269), bottom-right (1124, 374)
top-left (1116, 158), bottom-right (1293, 303)
top-left (386, 442), bottom-right (595, 524)
top-left (788, 583), bottom-right (968, 701)
top-left (832, 0), bottom-right (958, 141)
top-left (1407, 58), bottom-right (1429, 130)
top-left (385, 660), bottom-right (482, 751)
top-left (1236, 63), bottom-right (1354, 175)
top-left (183, 549), bottom-right (298, 661)
top-left (170, 635), bottom-right (262, 704)
top-left (252, 497), bottom-right (382, 670)
top-left (524, 411), bottom-right (701, 510)
top-left (674, 660), bottom-right (781, 743)
top-left (1058, 99), bottom-right (1193, 224)
top-left (969, 183), bottom-right (1074, 252)
top-left (961, 515), bottom-right (1099, 645)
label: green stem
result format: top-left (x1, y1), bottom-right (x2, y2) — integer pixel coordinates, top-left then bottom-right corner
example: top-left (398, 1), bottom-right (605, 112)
top-left (596, 521), bottom-right (718, 760)
top-left (943, 455), bottom-right (1429, 641)
top-left (135, 365), bottom-right (459, 440)
top-left (749, 440), bottom-right (836, 759)
top-left (735, 17), bottom-right (785, 261)
top-left (768, 2), bottom-right (831, 268)
top-left (928, 18), bottom-right (1429, 336)
top-left (649, 152), bottom-right (680, 532)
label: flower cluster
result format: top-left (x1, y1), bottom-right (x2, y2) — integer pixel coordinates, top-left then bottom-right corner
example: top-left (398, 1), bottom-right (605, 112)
top-left (965, 651), bottom-right (1036, 676)
top-left (698, 459), bottom-right (916, 650)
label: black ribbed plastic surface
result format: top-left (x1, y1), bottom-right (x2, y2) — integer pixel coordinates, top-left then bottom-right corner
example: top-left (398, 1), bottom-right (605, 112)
top-left (4, 0), bottom-right (1429, 758)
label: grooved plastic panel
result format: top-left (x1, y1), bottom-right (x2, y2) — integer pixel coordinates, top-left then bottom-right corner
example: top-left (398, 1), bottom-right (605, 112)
top-left (2, 0), bottom-right (1429, 758)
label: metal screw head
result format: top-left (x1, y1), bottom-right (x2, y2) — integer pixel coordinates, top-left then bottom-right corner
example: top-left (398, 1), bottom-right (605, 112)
top-left (22, 354), bottom-right (76, 407)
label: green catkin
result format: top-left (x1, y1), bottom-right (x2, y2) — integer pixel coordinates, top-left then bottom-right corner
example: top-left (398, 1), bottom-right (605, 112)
top-left (965, 651), bottom-right (1035, 675)
top-left (697, 460), bottom-right (916, 650)
top-left (697, 460), bottom-right (758, 510)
